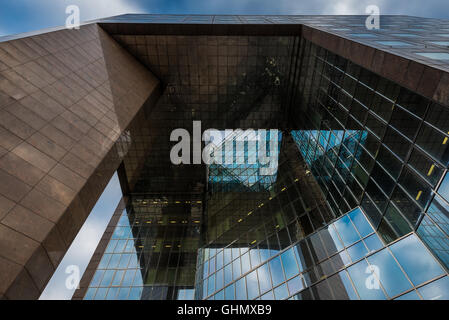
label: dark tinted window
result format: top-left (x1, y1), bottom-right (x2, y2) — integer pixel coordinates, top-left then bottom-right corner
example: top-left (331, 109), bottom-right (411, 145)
top-left (395, 87), bottom-right (429, 118)
top-left (389, 106), bottom-right (421, 140)
top-left (383, 127), bottom-right (411, 160)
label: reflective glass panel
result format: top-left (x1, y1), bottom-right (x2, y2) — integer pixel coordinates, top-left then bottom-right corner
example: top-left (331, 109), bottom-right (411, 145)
top-left (389, 234), bottom-right (444, 286)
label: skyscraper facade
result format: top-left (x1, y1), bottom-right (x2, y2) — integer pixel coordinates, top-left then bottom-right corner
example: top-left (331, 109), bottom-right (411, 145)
top-left (0, 14), bottom-right (449, 300)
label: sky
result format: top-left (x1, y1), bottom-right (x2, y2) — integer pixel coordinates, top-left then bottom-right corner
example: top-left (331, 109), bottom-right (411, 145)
top-left (0, 0), bottom-right (449, 37)
top-left (1, 0), bottom-right (446, 300)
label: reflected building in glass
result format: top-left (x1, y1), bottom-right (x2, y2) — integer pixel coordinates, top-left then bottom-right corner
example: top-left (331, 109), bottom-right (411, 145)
top-left (1, 14), bottom-right (449, 300)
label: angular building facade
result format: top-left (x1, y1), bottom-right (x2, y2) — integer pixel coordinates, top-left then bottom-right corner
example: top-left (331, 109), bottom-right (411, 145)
top-left (1, 14), bottom-right (449, 300)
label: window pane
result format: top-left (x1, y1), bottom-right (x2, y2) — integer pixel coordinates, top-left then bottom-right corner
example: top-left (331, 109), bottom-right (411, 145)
top-left (415, 123), bottom-right (449, 166)
top-left (216, 269), bottom-right (224, 290)
top-left (371, 93), bottom-right (394, 122)
top-left (274, 283), bottom-right (289, 300)
top-left (320, 225), bottom-right (344, 254)
top-left (376, 77), bottom-right (400, 102)
top-left (207, 274), bottom-right (215, 296)
top-left (249, 248), bottom-right (261, 268)
top-left (128, 287), bottom-right (142, 300)
top-left (417, 215), bottom-right (449, 269)
top-left (216, 251), bottom-right (223, 270)
top-left (365, 113), bottom-right (386, 139)
top-left (395, 87), bottom-right (428, 118)
top-left (389, 234), bottom-right (444, 286)
top-left (394, 290), bottom-right (421, 300)
top-left (224, 249), bottom-right (232, 265)
top-left (106, 287), bottom-right (119, 300)
top-left (311, 279), bottom-right (333, 300)
top-left (367, 248), bottom-right (412, 297)
top-left (100, 270), bottom-right (115, 287)
top-left (383, 127), bottom-right (411, 160)
top-left (122, 269), bottom-right (136, 286)
top-left (108, 254), bottom-right (120, 268)
top-left (417, 276), bottom-right (449, 300)
top-left (361, 194), bottom-right (382, 228)
top-left (398, 166), bottom-right (433, 210)
top-left (383, 203), bottom-right (412, 237)
top-left (105, 240), bottom-right (117, 253)
top-left (370, 163), bottom-right (395, 197)
top-left (235, 278), bottom-right (247, 300)
top-left (215, 290), bottom-right (224, 300)
top-left (98, 254), bottom-right (111, 269)
top-left (260, 290), bottom-right (274, 300)
top-left (294, 288), bottom-right (314, 300)
top-left (112, 270), bottom-right (124, 286)
top-left (84, 287), bottom-right (96, 300)
top-left (425, 194), bottom-right (449, 236)
top-left (347, 241), bottom-right (369, 262)
top-left (287, 276), bottom-right (304, 295)
top-left (280, 248), bottom-right (300, 279)
top-left (438, 172), bottom-right (449, 204)
top-left (377, 219), bottom-right (401, 244)
top-left (232, 258), bottom-right (241, 280)
top-left (328, 271), bottom-right (359, 300)
top-left (390, 187), bottom-right (422, 226)
top-left (347, 259), bottom-right (386, 300)
top-left (246, 270), bottom-right (260, 300)
top-left (269, 256), bottom-right (285, 287)
top-left (241, 252), bottom-right (251, 274)
top-left (364, 234), bottom-right (384, 252)
top-left (94, 288), bottom-right (108, 300)
top-left (425, 102), bottom-right (449, 132)
top-left (257, 263), bottom-right (272, 294)
top-left (333, 215), bottom-right (361, 246)
top-left (389, 106), bottom-right (421, 140)
top-left (295, 240), bottom-right (313, 270)
top-left (365, 179), bottom-right (388, 212)
top-left (308, 233), bottom-right (327, 262)
top-left (224, 263), bottom-right (232, 285)
top-left (350, 99), bottom-right (368, 124)
top-left (408, 148), bottom-right (443, 187)
top-left (225, 283), bottom-right (234, 300)
top-left (376, 146), bottom-right (402, 179)
top-left (359, 132), bottom-right (381, 158)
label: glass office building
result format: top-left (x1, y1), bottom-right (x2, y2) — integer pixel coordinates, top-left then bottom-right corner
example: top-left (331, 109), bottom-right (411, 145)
top-left (77, 15), bottom-right (449, 300)
top-left (1, 14), bottom-right (449, 300)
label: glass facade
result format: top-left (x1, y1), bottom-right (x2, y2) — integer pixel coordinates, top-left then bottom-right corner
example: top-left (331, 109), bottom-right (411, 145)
top-left (80, 18), bottom-right (449, 300)
top-left (84, 196), bottom-right (202, 300)
top-left (207, 130), bottom-right (282, 193)
top-left (85, 205), bottom-right (448, 300)
top-left (291, 39), bottom-right (449, 271)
